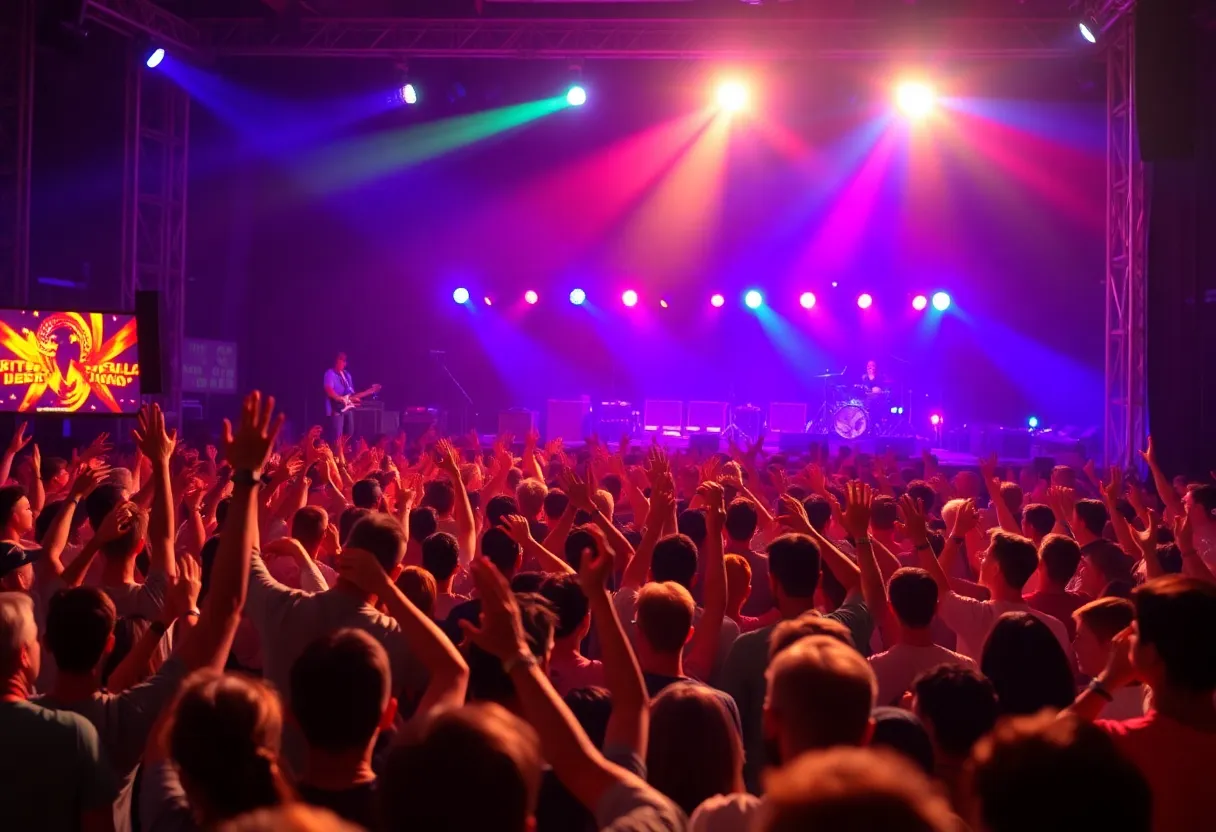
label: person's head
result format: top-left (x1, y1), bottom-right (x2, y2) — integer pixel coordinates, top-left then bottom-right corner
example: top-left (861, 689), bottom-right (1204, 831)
top-left (1037, 533), bottom-right (1081, 587)
top-left (481, 527), bottom-right (523, 579)
top-left (338, 507), bottom-right (370, 546)
top-left (724, 553), bottom-right (752, 613)
top-left (168, 671), bottom-right (293, 825)
top-left (1021, 504), bottom-right (1055, 540)
top-left (515, 479), bottom-right (547, 519)
top-left (870, 496), bottom-right (898, 533)
top-left (676, 509), bottom-right (708, 551)
top-left (0, 541), bottom-right (37, 592)
top-left (217, 805), bottom-right (361, 832)
top-left (866, 360), bottom-right (877, 376)
top-left (724, 499), bottom-right (759, 544)
top-left (290, 630), bottom-right (395, 765)
top-left (1051, 465), bottom-right (1076, 488)
top-left (486, 495), bottom-right (520, 530)
top-left (966, 713), bottom-right (1151, 832)
top-left (1072, 498), bottom-right (1108, 537)
top-left (333, 352), bottom-right (347, 372)
top-left (759, 747), bottom-right (956, 832)
top-left (396, 566), bottom-right (436, 618)
top-left (1184, 483), bottom-right (1216, 528)
top-left (651, 534), bottom-right (698, 589)
top-left (980, 612), bottom-right (1076, 716)
top-left (801, 495), bottom-right (833, 534)
top-left (542, 488), bottom-right (568, 522)
top-left (998, 481), bottom-right (1023, 515)
top-left (407, 505), bottom-right (438, 547)
top-left (769, 612), bottom-right (855, 658)
top-left (421, 531), bottom-right (460, 584)
top-left (41, 456), bottom-right (71, 491)
top-left (887, 568), bottom-right (938, 631)
top-left (591, 489), bottom-right (615, 520)
top-left (953, 471), bottom-right (980, 500)
top-left (599, 473), bottom-right (623, 504)
top-left (44, 586), bottom-right (117, 676)
top-left (634, 582), bottom-right (695, 658)
top-left (767, 534), bottom-right (821, 607)
top-left (290, 506), bottom-right (329, 555)
top-left (0, 591), bottom-right (39, 688)
top-left (99, 505), bottom-right (150, 562)
top-left (1130, 575), bottom-right (1216, 695)
top-left (350, 478), bottom-right (384, 511)
top-left (1072, 596), bottom-right (1135, 678)
top-left (84, 483), bottom-right (126, 530)
top-left (539, 573), bottom-right (591, 645)
top-left (911, 665), bottom-right (998, 761)
top-left (422, 479), bottom-right (456, 517)
top-left (979, 531), bottom-right (1039, 595)
top-left (0, 485), bottom-right (34, 538)
top-left (344, 513), bottom-right (407, 577)
top-left (763, 635), bottom-right (876, 763)
top-left (465, 594), bottom-right (556, 705)
top-left (647, 683), bottom-right (744, 815)
top-left (562, 526), bottom-right (602, 573)
top-left (870, 707), bottom-right (935, 775)
top-left (381, 703), bottom-right (542, 832)
top-left (904, 480), bottom-right (937, 517)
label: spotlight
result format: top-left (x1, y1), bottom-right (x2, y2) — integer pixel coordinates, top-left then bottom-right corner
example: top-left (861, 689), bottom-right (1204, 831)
top-left (744, 290), bottom-right (763, 310)
top-left (1079, 20), bottom-right (1098, 44)
top-left (931, 291), bottom-right (951, 311)
top-left (715, 81), bottom-right (748, 113)
top-left (895, 81), bottom-right (935, 118)
top-left (799, 292), bottom-right (816, 310)
top-left (930, 413), bottom-right (942, 426)
top-left (831, 282), bottom-right (839, 288)
top-left (622, 289), bottom-right (638, 308)
top-left (710, 293), bottom-right (726, 308)
top-left (566, 85), bottom-right (587, 107)
top-left (912, 295), bottom-right (928, 311)
top-left (1028, 416), bottom-right (1039, 429)
top-left (569, 288), bottom-right (586, 306)
top-left (857, 293), bottom-right (873, 310)
top-left (660, 299), bottom-right (669, 309)
top-left (452, 287), bottom-right (470, 304)
top-left (524, 290), bottom-right (538, 305)
top-left (401, 83), bottom-right (418, 105)
top-left (145, 47), bottom-right (166, 69)
top-left (483, 297), bottom-right (493, 306)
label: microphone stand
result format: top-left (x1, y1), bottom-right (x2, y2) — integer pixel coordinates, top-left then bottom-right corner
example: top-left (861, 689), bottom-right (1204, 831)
top-left (429, 350), bottom-right (474, 435)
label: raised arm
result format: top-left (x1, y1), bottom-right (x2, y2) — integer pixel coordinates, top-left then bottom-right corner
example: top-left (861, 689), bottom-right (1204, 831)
top-left (36, 465), bottom-right (108, 581)
top-left (620, 473), bottom-right (674, 590)
top-left (1100, 467), bottom-right (1141, 560)
top-left (562, 469), bottom-right (636, 574)
top-left (841, 482), bottom-right (889, 631)
top-left (685, 481), bottom-right (727, 682)
top-left (131, 404), bottom-right (178, 579)
top-left (435, 439), bottom-right (477, 566)
top-left (778, 493), bottom-right (861, 595)
top-left (61, 503), bottom-right (139, 588)
top-left (901, 494), bottom-right (952, 595)
top-left (502, 514), bottom-right (575, 575)
top-left (1141, 436), bottom-right (1184, 521)
top-left (0, 423), bottom-right (31, 487)
top-left (25, 444), bottom-right (46, 517)
top-left (980, 454), bottom-right (1021, 535)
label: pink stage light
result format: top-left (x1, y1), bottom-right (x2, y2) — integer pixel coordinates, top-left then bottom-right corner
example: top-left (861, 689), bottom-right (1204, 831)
top-left (930, 413), bottom-right (942, 426)
top-left (622, 289), bottom-right (639, 308)
top-left (524, 290), bottom-right (539, 305)
top-left (799, 292), bottom-right (816, 310)
top-left (710, 293), bottom-right (725, 308)
top-left (912, 294), bottom-right (928, 311)
top-left (857, 293), bottom-right (873, 309)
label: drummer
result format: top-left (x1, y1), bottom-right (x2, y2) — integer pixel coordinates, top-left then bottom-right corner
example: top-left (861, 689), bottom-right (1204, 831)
top-left (861, 360), bottom-right (887, 394)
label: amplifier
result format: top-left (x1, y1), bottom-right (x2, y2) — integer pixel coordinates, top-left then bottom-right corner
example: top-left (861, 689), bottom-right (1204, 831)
top-left (768, 402), bottom-right (807, 434)
top-left (545, 398), bottom-right (590, 442)
top-left (498, 408), bottom-right (536, 439)
top-left (400, 407), bottom-right (444, 443)
top-left (643, 400), bottom-right (683, 433)
top-left (353, 407), bottom-right (383, 437)
top-left (593, 401), bottom-right (637, 439)
top-left (687, 401), bottom-right (728, 434)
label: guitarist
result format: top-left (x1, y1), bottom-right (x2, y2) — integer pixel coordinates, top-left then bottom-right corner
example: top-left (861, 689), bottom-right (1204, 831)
top-left (324, 352), bottom-right (357, 442)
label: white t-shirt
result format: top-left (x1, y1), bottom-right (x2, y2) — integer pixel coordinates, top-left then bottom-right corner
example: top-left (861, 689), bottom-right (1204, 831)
top-left (689, 793), bottom-right (762, 832)
top-left (867, 642), bottom-right (977, 707)
top-left (937, 593), bottom-right (1072, 662)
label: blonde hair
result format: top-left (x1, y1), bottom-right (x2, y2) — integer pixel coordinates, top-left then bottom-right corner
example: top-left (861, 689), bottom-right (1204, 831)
top-left (0, 591), bottom-right (36, 659)
top-left (766, 635), bottom-right (876, 753)
top-left (635, 582), bottom-right (695, 654)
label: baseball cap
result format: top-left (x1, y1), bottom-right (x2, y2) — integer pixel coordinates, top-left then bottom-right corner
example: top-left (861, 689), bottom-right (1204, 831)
top-left (0, 541), bottom-right (41, 579)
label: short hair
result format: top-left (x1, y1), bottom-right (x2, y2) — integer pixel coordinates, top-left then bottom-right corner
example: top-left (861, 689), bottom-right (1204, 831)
top-left (100, 509), bottom-right (149, 560)
top-left (422, 479), bottom-right (455, 516)
top-left (1036, 534), bottom-right (1081, 585)
top-left (339, 507), bottom-right (370, 546)
top-left (291, 506), bottom-right (329, 551)
top-left (542, 488), bottom-right (569, 520)
top-left (1052, 465), bottom-right (1077, 488)
top-left (407, 505), bottom-right (438, 543)
top-left (563, 526), bottom-right (600, 573)
top-left (1190, 483), bottom-right (1216, 515)
top-left (765, 635), bottom-right (876, 752)
top-left (599, 473), bottom-right (623, 503)
top-left (998, 482), bottom-right (1023, 516)
top-left (769, 612), bottom-right (855, 659)
top-left (351, 478), bottom-right (383, 510)
top-left (967, 713), bottom-right (1151, 832)
top-left (84, 484), bottom-right (125, 530)
top-left (465, 594), bottom-right (555, 704)
top-left (725, 499), bottom-right (760, 543)
top-left (45, 587), bottom-right (116, 674)
top-left (802, 495), bottom-right (833, 534)
top-left (481, 527), bottom-right (522, 578)
top-left (759, 747), bottom-right (956, 832)
top-left (647, 684), bottom-right (744, 816)
top-left (421, 532), bottom-right (460, 582)
top-left (988, 531), bottom-right (1039, 592)
top-left (635, 582), bottom-right (695, 654)
top-left (290, 630), bottom-right (390, 752)
top-left (870, 496), bottom-right (898, 532)
top-left (1073, 499), bottom-right (1108, 536)
top-left (381, 703), bottom-right (542, 832)
top-left (397, 566), bottom-right (436, 618)
top-left (1022, 504), bottom-right (1055, 538)
top-left (887, 568), bottom-right (938, 630)
top-left (911, 665), bottom-right (998, 757)
top-left (870, 707), bottom-right (935, 775)
top-left (516, 480), bottom-right (547, 517)
top-left (539, 573), bottom-right (590, 641)
top-left (766, 534), bottom-right (821, 599)
top-left (677, 509), bottom-right (708, 549)
top-left (1133, 575), bottom-right (1216, 692)
top-left (218, 804), bottom-right (361, 832)
top-left (0, 591), bottom-right (37, 661)
top-left (1073, 596), bottom-right (1135, 643)
top-left (591, 489), bottom-right (614, 520)
top-left (486, 495), bottom-right (519, 530)
top-left (980, 612), bottom-right (1076, 716)
top-left (652, 534), bottom-right (698, 589)
top-left (905, 480), bottom-right (937, 516)
top-left (345, 513), bottom-right (407, 574)
top-left (564, 687), bottom-right (612, 749)
top-left (41, 456), bottom-right (69, 485)
top-left (724, 554), bottom-right (752, 606)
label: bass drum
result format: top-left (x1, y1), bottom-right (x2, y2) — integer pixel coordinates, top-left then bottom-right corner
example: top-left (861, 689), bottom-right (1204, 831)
top-left (832, 402), bottom-right (869, 439)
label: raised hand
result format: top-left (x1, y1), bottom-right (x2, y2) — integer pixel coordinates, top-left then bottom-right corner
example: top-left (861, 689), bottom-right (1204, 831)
top-left (1047, 485), bottom-right (1076, 522)
top-left (1133, 508), bottom-right (1160, 553)
top-left (80, 431), bottom-right (112, 464)
top-left (1139, 435), bottom-right (1156, 466)
top-left (221, 391), bottom-right (284, 473)
top-left (499, 514), bottom-right (534, 547)
top-left (458, 557), bottom-right (528, 662)
top-left (842, 481), bottom-right (874, 540)
top-left (205, 444), bottom-right (218, 464)
top-left (644, 445), bottom-right (670, 483)
top-left (95, 502), bottom-right (141, 544)
top-left (132, 404), bottom-right (177, 463)
top-left (6, 423), bottom-right (31, 457)
top-left (577, 525), bottom-right (615, 597)
top-left (163, 554), bottom-right (202, 621)
top-left (767, 464), bottom-right (790, 496)
top-left (1173, 513), bottom-right (1195, 555)
top-left (70, 463), bottom-right (112, 500)
top-left (560, 468), bottom-right (596, 512)
top-left (337, 547), bottom-right (391, 596)
top-left (1100, 627), bottom-right (1138, 689)
top-left (950, 498), bottom-right (980, 537)
top-left (897, 494), bottom-right (930, 546)
top-left (1102, 466), bottom-right (1124, 504)
top-left (434, 438), bottom-right (461, 478)
top-left (777, 493), bottom-right (814, 536)
top-left (978, 453), bottom-right (999, 488)
top-left (804, 463), bottom-right (827, 496)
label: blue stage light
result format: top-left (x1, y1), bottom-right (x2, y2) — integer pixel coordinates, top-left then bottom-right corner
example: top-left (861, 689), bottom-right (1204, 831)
top-left (452, 287), bottom-right (470, 304)
top-left (1028, 416), bottom-right (1039, 429)
top-left (567, 86), bottom-right (587, 107)
top-left (569, 288), bottom-right (587, 306)
top-left (744, 290), bottom-right (763, 310)
top-left (146, 48), bottom-right (166, 69)
top-left (932, 291), bottom-right (951, 311)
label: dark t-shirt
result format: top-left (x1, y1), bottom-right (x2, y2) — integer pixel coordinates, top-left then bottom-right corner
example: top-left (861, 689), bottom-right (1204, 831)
top-left (297, 780), bottom-right (378, 829)
top-left (642, 672), bottom-right (743, 736)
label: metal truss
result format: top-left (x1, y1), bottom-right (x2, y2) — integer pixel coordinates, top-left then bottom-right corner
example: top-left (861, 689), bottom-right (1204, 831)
top-left (1102, 14), bottom-right (1147, 469)
top-left (0, 0), bottom-right (34, 307)
top-left (84, 0), bottom-right (205, 55)
top-left (121, 56), bottom-right (189, 422)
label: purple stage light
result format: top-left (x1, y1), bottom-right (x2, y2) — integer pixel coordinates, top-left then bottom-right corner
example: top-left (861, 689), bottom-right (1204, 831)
top-left (930, 413), bottom-right (942, 426)
top-left (799, 292), bottom-right (816, 310)
top-left (524, 290), bottom-right (539, 305)
top-left (710, 293), bottom-right (725, 308)
top-left (622, 290), bottom-right (638, 308)
top-left (912, 295), bottom-right (928, 311)
top-left (483, 296), bottom-right (493, 306)
top-left (660, 299), bottom-right (669, 309)
top-left (857, 293), bottom-right (873, 310)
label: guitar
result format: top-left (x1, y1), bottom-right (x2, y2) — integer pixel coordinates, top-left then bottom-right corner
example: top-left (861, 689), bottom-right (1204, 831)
top-left (339, 384), bottom-right (382, 413)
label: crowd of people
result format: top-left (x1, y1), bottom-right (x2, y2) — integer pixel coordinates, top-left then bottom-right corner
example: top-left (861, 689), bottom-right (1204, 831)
top-left (1, 395), bottom-right (1214, 831)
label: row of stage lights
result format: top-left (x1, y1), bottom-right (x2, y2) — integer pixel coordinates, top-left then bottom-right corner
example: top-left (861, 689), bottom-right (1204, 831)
top-left (452, 287), bottom-right (952, 312)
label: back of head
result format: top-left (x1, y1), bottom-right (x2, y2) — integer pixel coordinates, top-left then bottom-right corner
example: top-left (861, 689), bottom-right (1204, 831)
top-left (516, 479), bottom-right (547, 517)
top-left (1073, 595), bottom-right (1135, 643)
top-left (802, 495), bottom-right (833, 534)
top-left (766, 534), bottom-right (822, 600)
top-left (967, 713), bottom-right (1151, 832)
top-left (344, 513), bottom-right (407, 574)
top-left (339, 507), bottom-right (371, 546)
top-left (563, 526), bottom-right (600, 573)
top-left (998, 481), bottom-right (1023, 516)
top-left (217, 804), bottom-right (361, 832)
top-left (724, 553), bottom-right (752, 606)
top-left (381, 703), bottom-right (542, 832)
top-left (759, 747), bottom-right (956, 832)
top-left (543, 488), bottom-right (569, 521)
top-left (540, 573), bottom-right (590, 641)
top-left (1038, 533), bottom-right (1082, 585)
top-left (600, 473), bottom-right (623, 503)
top-left (351, 478), bottom-right (383, 510)
top-left (396, 566), bottom-right (436, 618)
top-left (647, 683), bottom-right (744, 815)
top-left (407, 505), bottom-right (438, 543)
top-left (466, 594), bottom-right (556, 704)
top-left (725, 499), bottom-right (760, 543)
top-left (652, 534), bottom-right (698, 589)
top-left (421, 532), bottom-right (460, 582)
top-left (486, 495), bottom-right (519, 529)
top-left (870, 707), bottom-right (935, 775)
top-left (911, 665), bottom-right (998, 759)
top-left (101, 507), bottom-right (149, 561)
top-left (1133, 575), bottom-right (1216, 693)
top-left (0, 591), bottom-right (36, 668)
top-left (422, 479), bottom-right (455, 516)
top-left (635, 582), bottom-right (695, 654)
top-left (980, 612), bottom-right (1075, 716)
top-left (1074, 498), bottom-right (1108, 536)
top-left (766, 635), bottom-right (876, 754)
top-left (988, 531), bottom-right (1039, 592)
top-left (905, 481), bottom-right (937, 516)
top-left (1022, 504), bottom-right (1055, 538)
top-left (45, 587), bottom-right (116, 674)
top-left (290, 506), bottom-right (329, 552)
top-left (85, 483), bottom-right (126, 530)
top-left (870, 496), bottom-right (898, 532)
top-left (1052, 465), bottom-right (1077, 488)
top-left (290, 630), bottom-right (390, 754)
top-left (769, 612), bottom-right (855, 659)
top-left (168, 671), bottom-right (292, 824)
top-left (482, 527), bottom-right (522, 578)
top-left (887, 568), bottom-right (939, 630)
top-left (677, 509), bottom-right (708, 550)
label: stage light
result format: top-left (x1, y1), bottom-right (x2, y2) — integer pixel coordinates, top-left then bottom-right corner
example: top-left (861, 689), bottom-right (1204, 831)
top-left (1028, 416), bottom-right (1039, 429)
top-left (1079, 21), bottom-right (1097, 44)
top-left (716, 81), bottom-right (748, 113)
top-left (912, 295), bottom-right (928, 311)
top-left (744, 290), bottom-right (763, 310)
top-left (930, 413), bottom-right (942, 426)
top-left (483, 297), bottom-right (493, 306)
top-left (566, 85), bottom-right (587, 107)
top-left (710, 293), bottom-right (725, 308)
top-left (857, 293), bottom-right (873, 310)
top-left (831, 282), bottom-right (839, 288)
top-left (401, 83), bottom-right (418, 105)
top-left (932, 291), bottom-right (951, 311)
top-left (452, 287), bottom-right (470, 304)
top-left (622, 289), bottom-right (639, 308)
top-left (145, 47), bottom-right (166, 69)
top-left (660, 299), bottom-right (669, 309)
top-left (569, 288), bottom-right (586, 306)
top-left (799, 292), bottom-right (816, 310)
top-left (895, 81), bottom-right (935, 118)
top-left (524, 290), bottom-right (538, 305)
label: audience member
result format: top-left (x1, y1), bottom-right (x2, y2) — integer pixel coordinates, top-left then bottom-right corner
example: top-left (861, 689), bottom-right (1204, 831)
top-left (980, 611), bottom-right (1077, 716)
top-left (1071, 596), bottom-right (1143, 718)
top-left (911, 664), bottom-right (998, 810)
top-left (1023, 533), bottom-right (1089, 640)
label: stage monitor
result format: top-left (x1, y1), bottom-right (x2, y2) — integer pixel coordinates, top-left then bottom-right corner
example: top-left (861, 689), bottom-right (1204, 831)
top-left (0, 308), bottom-right (141, 414)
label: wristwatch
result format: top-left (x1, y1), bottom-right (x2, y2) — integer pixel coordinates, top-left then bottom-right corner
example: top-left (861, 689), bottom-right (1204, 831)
top-left (232, 469), bottom-right (262, 487)
top-left (502, 651), bottom-right (539, 674)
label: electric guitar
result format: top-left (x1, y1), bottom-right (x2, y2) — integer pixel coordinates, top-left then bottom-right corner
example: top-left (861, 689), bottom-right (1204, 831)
top-left (339, 384), bottom-right (382, 413)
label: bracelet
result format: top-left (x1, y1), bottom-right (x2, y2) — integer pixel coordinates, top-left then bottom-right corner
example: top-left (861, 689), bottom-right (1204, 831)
top-left (502, 651), bottom-right (538, 674)
top-left (1086, 679), bottom-right (1114, 702)
top-left (185, 608), bottom-right (201, 619)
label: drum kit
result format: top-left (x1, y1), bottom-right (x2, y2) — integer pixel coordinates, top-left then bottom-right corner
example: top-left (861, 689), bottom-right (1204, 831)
top-left (810, 371), bottom-right (912, 439)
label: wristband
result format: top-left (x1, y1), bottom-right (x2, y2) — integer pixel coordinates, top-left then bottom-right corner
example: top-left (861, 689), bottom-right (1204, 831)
top-left (1086, 679), bottom-right (1114, 702)
top-left (502, 651), bottom-right (539, 674)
